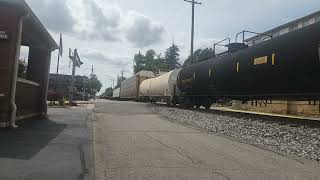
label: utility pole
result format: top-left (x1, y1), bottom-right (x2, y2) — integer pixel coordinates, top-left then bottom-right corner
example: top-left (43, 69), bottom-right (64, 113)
top-left (109, 79), bottom-right (115, 89)
top-left (133, 59), bottom-right (135, 76)
top-left (83, 78), bottom-right (86, 101)
top-left (121, 69), bottom-right (124, 80)
top-left (184, 0), bottom-right (202, 63)
top-left (89, 65), bottom-right (94, 99)
top-left (91, 65), bottom-right (94, 75)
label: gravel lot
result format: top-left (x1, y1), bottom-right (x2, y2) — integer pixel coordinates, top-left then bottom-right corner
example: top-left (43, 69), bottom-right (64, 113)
top-left (152, 106), bottom-right (320, 162)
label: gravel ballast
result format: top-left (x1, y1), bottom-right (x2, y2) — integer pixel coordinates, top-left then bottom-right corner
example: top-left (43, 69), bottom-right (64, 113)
top-left (152, 106), bottom-right (320, 161)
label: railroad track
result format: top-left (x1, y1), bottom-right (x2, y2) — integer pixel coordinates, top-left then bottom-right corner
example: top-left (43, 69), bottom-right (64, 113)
top-left (153, 102), bottom-right (320, 128)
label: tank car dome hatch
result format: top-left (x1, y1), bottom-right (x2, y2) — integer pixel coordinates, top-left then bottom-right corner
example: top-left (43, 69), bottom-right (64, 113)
top-left (226, 43), bottom-right (248, 53)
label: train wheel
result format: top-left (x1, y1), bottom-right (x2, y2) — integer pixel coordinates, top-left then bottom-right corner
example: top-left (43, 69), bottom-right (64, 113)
top-left (204, 104), bottom-right (211, 110)
top-left (202, 98), bottom-right (212, 110)
top-left (183, 97), bottom-right (193, 109)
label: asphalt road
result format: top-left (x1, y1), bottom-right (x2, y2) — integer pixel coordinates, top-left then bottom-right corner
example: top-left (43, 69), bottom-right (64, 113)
top-left (0, 105), bottom-right (94, 180)
top-left (93, 100), bottom-right (320, 180)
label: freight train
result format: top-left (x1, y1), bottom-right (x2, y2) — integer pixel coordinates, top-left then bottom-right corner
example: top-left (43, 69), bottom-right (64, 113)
top-left (111, 71), bottom-right (155, 100)
top-left (116, 21), bottom-right (320, 109)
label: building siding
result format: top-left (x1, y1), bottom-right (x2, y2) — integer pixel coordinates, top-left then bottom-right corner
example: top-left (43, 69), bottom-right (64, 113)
top-left (15, 80), bottom-right (41, 117)
top-left (0, 6), bottom-right (19, 124)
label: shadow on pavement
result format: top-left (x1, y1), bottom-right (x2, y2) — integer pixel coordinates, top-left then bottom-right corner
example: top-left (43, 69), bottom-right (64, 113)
top-left (0, 117), bottom-right (66, 160)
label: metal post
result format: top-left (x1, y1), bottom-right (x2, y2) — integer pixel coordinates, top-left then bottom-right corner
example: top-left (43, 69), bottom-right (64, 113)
top-left (83, 79), bottom-right (86, 101)
top-left (69, 61), bottom-right (76, 105)
top-left (68, 49), bottom-right (82, 105)
top-left (191, 0), bottom-right (195, 61)
top-left (55, 54), bottom-right (60, 91)
top-left (184, 0), bottom-right (201, 64)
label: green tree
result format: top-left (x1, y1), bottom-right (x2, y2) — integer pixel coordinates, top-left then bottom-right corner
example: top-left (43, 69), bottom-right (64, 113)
top-left (89, 74), bottom-right (102, 93)
top-left (164, 44), bottom-right (181, 70)
top-left (198, 48), bottom-right (213, 62)
top-left (134, 49), bottom-right (158, 73)
top-left (183, 48), bottom-right (214, 66)
top-left (133, 46), bottom-right (181, 73)
top-left (144, 49), bottom-right (156, 71)
top-left (154, 53), bottom-right (168, 70)
top-left (102, 87), bottom-right (113, 97)
top-left (134, 51), bottom-right (145, 73)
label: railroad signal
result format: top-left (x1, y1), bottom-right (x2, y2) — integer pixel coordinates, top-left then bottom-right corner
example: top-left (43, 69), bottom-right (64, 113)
top-left (68, 48), bottom-right (83, 104)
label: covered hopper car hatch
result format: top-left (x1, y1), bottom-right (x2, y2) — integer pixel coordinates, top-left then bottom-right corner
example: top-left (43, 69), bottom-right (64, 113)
top-left (0, 0), bottom-right (58, 128)
top-left (177, 21), bottom-right (320, 109)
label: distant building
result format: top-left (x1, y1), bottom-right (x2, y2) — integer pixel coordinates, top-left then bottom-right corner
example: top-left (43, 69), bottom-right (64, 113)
top-left (48, 74), bottom-right (90, 100)
top-left (245, 10), bottom-right (320, 45)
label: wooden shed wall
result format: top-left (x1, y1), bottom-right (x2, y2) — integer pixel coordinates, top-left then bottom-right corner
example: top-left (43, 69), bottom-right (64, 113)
top-left (0, 6), bottom-right (19, 125)
top-left (15, 80), bottom-right (41, 117)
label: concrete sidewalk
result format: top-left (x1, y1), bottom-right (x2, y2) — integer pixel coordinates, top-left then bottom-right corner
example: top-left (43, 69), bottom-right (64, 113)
top-left (0, 105), bottom-right (94, 180)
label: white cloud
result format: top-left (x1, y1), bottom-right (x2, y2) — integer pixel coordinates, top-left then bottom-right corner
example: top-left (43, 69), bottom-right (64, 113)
top-left (26, 0), bottom-right (75, 33)
top-left (27, 0), bottom-right (166, 47)
top-left (69, 0), bottom-right (122, 41)
top-left (81, 48), bottom-right (130, 68)
top-left (125, 12), bottom-right (166, 48)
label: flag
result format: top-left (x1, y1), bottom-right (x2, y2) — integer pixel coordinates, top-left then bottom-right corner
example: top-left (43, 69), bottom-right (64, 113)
top-left (59, 34), bottom-right (63, 57)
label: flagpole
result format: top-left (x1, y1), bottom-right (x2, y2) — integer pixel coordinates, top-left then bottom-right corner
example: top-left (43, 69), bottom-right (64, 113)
top-left (55, 53), bottom-right (60, 91)
top-left (55, 34), bottom-right (62, 91)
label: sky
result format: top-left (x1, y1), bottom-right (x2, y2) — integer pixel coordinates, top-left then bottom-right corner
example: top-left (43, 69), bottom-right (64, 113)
top-left (21, 0), bottom-right (320, 93)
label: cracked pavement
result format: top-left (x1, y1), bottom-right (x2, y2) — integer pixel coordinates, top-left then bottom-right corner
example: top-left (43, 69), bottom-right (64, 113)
top-left (93, 100), bottom-right (320, 180)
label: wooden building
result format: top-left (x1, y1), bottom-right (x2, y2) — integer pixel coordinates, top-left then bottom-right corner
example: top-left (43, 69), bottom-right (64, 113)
top-left (0, 0), bottom-right (58, 127)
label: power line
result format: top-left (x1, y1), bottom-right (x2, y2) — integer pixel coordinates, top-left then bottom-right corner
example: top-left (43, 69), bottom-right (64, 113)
top-left (184, 0), bottom-right (202, 62)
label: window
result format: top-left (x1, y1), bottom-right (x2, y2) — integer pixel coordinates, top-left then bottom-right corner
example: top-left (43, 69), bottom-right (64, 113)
top-left (316, 15), bottom-right (320, 23)
top-left (272, 31), bottom-right (280, 37)
top-left (18, 46), bottom-right (29, 79)
top-left (289, 24), bottom-right (299, 32)
top-left (303, 19), bottom-right (311, 27)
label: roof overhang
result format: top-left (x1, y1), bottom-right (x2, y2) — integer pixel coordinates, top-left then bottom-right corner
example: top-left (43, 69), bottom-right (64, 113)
top-left (0, 0), bottom-right (58, 50)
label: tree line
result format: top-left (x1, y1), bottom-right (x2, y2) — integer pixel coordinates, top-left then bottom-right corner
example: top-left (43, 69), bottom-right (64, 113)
top-left (134, 44), bottom-right (181, 74)
top-left (183, 48), bottom-right (214, 66)
top-left (101, 44), bottom-right (215, 97)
